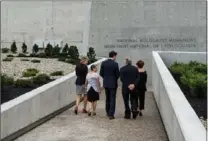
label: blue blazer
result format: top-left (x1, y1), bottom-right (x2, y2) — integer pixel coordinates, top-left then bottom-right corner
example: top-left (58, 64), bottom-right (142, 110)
top-left (99, 59), bottom-right (120, 89)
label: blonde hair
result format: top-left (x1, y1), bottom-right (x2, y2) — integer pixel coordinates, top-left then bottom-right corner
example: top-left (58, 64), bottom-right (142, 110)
top-left (80, 56), bottom-right (88, 63)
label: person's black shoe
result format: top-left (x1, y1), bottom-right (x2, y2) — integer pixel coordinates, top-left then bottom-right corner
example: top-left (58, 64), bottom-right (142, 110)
top-left (132, 111), bottom-right (138, 119)
top-left (74, 107), bottom-right (78, 115)
top-left (88, 112), bottom-right (91, 116)
top-left (124, 115), bottom-right (131, 119)
top-left (109, 116), bottom-right (115, 120)
top-left (124, 111), bottom-right (131, 119)
top-left (139, 111), bottom-right (143, 116)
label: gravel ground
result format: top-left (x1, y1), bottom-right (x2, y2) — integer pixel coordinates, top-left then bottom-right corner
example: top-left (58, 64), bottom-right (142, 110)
top-left (1, 53), bottom-right (75, 80)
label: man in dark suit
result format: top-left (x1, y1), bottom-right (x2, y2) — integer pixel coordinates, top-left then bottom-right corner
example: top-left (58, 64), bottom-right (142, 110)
top-left (120, 58), bottom-right (139, 119)
top-left (100, 51), bottom-right (120, 120)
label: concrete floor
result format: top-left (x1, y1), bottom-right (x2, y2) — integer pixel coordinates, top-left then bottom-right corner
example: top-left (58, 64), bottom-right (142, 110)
top-left (15, 88), bottom-right (168, 141)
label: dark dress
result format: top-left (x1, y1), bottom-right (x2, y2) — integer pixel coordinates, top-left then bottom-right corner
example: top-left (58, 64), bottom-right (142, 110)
top-left (87, 87), bottom-right (99, 102)
top-left (86, 73), bottom-right (100, 102)
top-left (136, 71), bottom-right (147, 110)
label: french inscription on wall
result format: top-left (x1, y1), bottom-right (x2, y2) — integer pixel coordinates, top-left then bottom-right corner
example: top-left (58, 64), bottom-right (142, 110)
top-left (104, 37), bottom-right (196, 49)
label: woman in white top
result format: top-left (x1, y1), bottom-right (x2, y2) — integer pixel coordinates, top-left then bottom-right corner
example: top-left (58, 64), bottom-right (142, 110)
top-left (85, 65), bottom-right (101, 116)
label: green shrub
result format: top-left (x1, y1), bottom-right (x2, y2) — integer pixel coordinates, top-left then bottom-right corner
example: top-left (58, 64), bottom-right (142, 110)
top-left (22, 68), bottom-right (39, 77)
top-left (59, 53), bottom-right (68, 57)
top-left (68, 46), bottom-right (79, 60)
top-left (1, 74), bottom-right (14, 87)
top-left (87, 47), bottom-right (97, 64)
top-left (21, 59), bottom-right (30, 61)
top-left (7, 54), bottom-right (14, 57)
top-left (66, 58), bottom-right (78, 65)
top-left (26, 68), bottom-right (39, 73)
top-left (50, 71), bottom-right (64, 76)
top-left (171, 61), bottom-right (207, 98)
top-left (18, 53), bottom-right (27, 57)
top-left (193, 64), bottom-right (207, 74)
top-left (10, 41), bottom-right (17, 53)
top-left (180, 70), bottom-right (207, 98)
top-left (188, 61), bottom-right (200, 67)
top-left (2, 48), bottom-right (9, 53)
top-left (32, 73), bottom-right (50, 85)
top-left (22, 42), bottom-right (27, 53)
top-left (30, 53), bottom-right (38, 57)
top-left (45, 43), bottom-right (53, 57)
top-left (32, 44), bottom-right (39, 54)
top-left (31, 59), bottom-right (41, 63)
top-left (62, 43), bottom-right (69, 54)
top-left (3, 57), bottom-right (13, 62)
top-left (169, 62), bottom-right (187, 83)
top-left (38, 53), bottom-right (47, 58)
top-left (15, 79), bottom-right (32, 87)
top-left (58, 57), bottom-right (66, 62)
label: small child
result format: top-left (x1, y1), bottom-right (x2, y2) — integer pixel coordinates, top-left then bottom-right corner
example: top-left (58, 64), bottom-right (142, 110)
top-left (85, 65), bottom-right (101, 116)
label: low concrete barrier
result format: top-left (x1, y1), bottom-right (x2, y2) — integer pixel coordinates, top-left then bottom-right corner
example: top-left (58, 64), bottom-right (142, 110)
top-left (152, 51), bottom-right (206, 141)
top-left (1, 58), bottom-right (107, 140)
top-left (158, 51), bottom-right (206, 67)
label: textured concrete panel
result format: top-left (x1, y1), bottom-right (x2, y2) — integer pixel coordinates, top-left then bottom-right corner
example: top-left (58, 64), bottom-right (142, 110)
top-left (89, 1), bottom-right (206, 84)
top-left (1, 1), bottom-right (92, 54)
top-left (152, 52), bottom-right (206, 141)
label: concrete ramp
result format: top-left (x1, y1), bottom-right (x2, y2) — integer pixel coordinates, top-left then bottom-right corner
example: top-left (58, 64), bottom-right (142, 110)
top-left (15, 89), bottom-right (168, 141)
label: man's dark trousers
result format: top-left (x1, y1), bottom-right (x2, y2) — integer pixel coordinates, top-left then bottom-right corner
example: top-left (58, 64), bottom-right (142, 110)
top-left (122, 87), bottom-right (138, 116)
top-left (105, 88), bottom-right (117, 117)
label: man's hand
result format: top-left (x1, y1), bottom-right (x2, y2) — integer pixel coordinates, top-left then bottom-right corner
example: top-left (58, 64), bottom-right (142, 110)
top-left (128, 84), bottom-right (135, 90)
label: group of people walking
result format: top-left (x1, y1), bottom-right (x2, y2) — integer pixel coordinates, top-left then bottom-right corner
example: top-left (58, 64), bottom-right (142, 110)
top-left (74, 51), bottom-right (147, 120)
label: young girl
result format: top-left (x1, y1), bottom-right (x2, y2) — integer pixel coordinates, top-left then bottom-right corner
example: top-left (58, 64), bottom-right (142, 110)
top-left (85, 65), bottom-right (101, 116)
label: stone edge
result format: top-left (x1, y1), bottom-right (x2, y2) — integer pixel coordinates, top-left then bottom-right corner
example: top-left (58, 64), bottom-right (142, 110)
top-left (152, 51), bottom-right (206, 141)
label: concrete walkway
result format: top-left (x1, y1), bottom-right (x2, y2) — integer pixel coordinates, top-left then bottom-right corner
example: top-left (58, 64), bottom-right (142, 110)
top-left (15, 88), bottom-right (168, 141)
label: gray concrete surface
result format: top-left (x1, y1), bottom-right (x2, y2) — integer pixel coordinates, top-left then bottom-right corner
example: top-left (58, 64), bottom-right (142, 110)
top-left (158, 51), bottom-right (206, 67)
top-left (152, 52), bottom-right (206, 141)
top-left (15, 88), bottom-right (168, 141)
top-left (1, 58), bottom-right (106, 140)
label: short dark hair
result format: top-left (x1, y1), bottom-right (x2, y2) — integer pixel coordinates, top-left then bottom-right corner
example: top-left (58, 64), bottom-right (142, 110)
top-left (109, 51), bottom-right (117, 58)
top-left (90, 65), bottom-right (96, 71)
top-left (136, 60), bottom-right (144, 68)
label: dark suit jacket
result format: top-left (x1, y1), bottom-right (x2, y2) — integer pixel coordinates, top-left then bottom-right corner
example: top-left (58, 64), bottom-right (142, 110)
top-left (75, 63), bottom-right (88, 85)
top-left (99, 59), bottom-right (120, 89)
top-left (120, 64), bottom-right (139, 88)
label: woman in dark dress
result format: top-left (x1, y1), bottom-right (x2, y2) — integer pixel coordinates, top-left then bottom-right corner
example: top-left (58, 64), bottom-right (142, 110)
top-left (136, 60), bottom-right (147, 116)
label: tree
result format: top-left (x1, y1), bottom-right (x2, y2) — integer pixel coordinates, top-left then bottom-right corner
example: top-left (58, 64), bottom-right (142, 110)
top-left (62, 43), bottom-right (69, 53)
top-left (10, 41), bottom-right (17, 53)
top-left (68, 46), bottom-right (79, 60)
top-left (52, 44), bottom-right (61, 57)
top-left (87, 47), bottom-right (97, 64)
top-left (45, 43), bottom-right (53, 57)
top-left (32, 44), bottom-right (39, 54)
top-left (22, 42), bottom-right (27, 53)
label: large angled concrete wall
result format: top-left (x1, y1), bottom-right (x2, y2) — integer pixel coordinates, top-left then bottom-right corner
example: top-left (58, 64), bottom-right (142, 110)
top-left (152, 51), bottom-right (206, 141)
top-left (89, 0), bottom-right (206, 84)
top-left (1, 1), bottom-right (92, 54)
top-left (1, 58), bottom-right (106, 140)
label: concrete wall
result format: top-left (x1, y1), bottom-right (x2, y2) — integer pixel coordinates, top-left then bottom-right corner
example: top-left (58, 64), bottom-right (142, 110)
top-left (0, 58), bottom-right (106, 140)
top-left (158, 51), bottom-right (207, 67)
top-left (1, 0), bottom-right (206, 84)
top-left (89, 0), bottom-right (206, 84)
top-left (152, 51), bottom-right (206, 141)
top-left (1, 1), bottom-right (92, 54)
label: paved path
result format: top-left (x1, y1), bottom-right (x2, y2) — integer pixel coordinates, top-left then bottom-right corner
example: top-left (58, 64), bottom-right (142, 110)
top-left (15, 88), bottom-right (168, 141)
